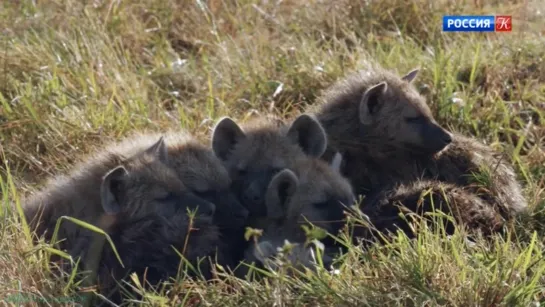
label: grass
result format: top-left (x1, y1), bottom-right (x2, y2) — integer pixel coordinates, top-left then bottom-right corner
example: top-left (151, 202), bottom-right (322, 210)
top-left (1, 0), bottom-right (544, 305)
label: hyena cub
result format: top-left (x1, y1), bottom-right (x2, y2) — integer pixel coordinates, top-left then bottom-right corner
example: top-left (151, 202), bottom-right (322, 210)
top-left (211, 113), bottom-right (329, 224)
top-left (111, 131), bottom-right (250, 266)
top-left (22, 137), bottom-right (224, 300)
top-left (310, 66), bottom-right (527, 227)
top-left (242, 155), bottom-right (356, 274)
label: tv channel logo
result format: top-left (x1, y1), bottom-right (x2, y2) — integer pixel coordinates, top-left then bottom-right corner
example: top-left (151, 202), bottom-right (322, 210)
top-left (443, 15), bottom-right (512, 32)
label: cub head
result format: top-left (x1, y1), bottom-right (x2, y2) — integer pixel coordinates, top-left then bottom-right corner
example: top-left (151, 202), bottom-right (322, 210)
top-left (359, 69), bottom-right (452, 154)
top-left (322, 68), bottom-right (452, 155)
top-left (100, 137), bottom-right (216, 222)
top-left (262, 155), bottom-right (355, 239)
top-left (167, 139), bottom-right (249, 231)
top-left (244, 154), bottom-right (355, 272)
top-left (211, 114), bottom-right (328, 218)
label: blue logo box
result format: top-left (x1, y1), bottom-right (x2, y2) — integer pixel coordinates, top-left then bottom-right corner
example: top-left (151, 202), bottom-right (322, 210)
top-left (443, 15), bottom-right (495, 32)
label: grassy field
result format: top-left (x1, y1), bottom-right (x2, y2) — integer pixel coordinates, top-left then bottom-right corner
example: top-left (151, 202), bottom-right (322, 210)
top-left (1, 0), bottom-right (544, 305)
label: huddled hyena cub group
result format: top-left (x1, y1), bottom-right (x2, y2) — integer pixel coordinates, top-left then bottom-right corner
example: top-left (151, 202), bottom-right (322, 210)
top-left (22, 66), bottom-right (527, 299)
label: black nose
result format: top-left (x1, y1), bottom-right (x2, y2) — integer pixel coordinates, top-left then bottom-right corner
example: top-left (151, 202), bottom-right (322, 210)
top-left (431, 123), bottom-right (452, 146)
top-left (442, 132), bottom-right (452, 144)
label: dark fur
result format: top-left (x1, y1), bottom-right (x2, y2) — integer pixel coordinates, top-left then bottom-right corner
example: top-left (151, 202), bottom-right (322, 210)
top-left (22, 136), bottom-right (226, 302)
top-left (358, 180), bottom-right (505, 242)
top-left (309, 66), bottom-right (527, 230)
top-left (211, 114), bottom-right (328, 224)
top-left (241, 159), bottom-right (355, 275)
top-left (112, 132), bottom-right (250, 267)
top-left (211, 114), bottom-right (358, 274)
top-left (97, 212), bottom-right (222, 303)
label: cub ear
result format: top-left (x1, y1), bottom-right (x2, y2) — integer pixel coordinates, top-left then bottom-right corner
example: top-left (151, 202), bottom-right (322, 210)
top-left (100, 166), bottom-right (128, 215)
top-left (330, 152), bottom-right (343, 173)
top-left (211, 117), bottom-right (246, 161)
top-left (401, 68), bottom-right (420, 83)
top-left (359, 82), bottom-right (387, 125)
top-left (265, 169), bottom-right (299, 220)
top-left (286, 114), bottom-right (327, 158)
top-left (144, 137), bottom-right (169, 164)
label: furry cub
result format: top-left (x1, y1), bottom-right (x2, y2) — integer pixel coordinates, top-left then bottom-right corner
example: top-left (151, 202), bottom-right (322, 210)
top-left (309, 66), bottom-right (527, 229)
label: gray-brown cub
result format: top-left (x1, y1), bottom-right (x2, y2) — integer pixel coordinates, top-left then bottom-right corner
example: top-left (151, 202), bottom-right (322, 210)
top-left (211, 114), bottom-right (329, 222)
top-left (310, 66), bottom-right (527, 223)
top-left (113, 131), bottom-right (249, 232)
top-left (242, 157), bottom-right (355, 274)
top-left (23, 137), bottom-right (223, 301)
top-left (116, 131), bottom-right (249, 267)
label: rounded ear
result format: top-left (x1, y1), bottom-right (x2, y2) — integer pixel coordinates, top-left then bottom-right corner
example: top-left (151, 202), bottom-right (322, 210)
top-left (144, 136), bottom-right (168, 164)
top-left (286, 114), bottom-right (327, 158)
top-left (100, 166), bottom-right (128, 215)
top-left (265, 169), bottom-right (299, 220)
top-left (330, 152), bottom-right (343, 173)
top-left (401, 68), bottom-right (420, 83)
top-left (359, 82), bottom-right (387, 126)
top-left (211, 117), bottom-right (246, 161)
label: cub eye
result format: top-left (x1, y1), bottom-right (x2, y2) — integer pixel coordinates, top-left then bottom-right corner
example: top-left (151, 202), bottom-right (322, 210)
top-left (237, 168), bottom-right (248, 176)
top-left (194, 190), bottom-right (212, 199)
top-left (313, 201), bottom-right (328, 209)
top-left (405, 116), bottom-right (423, 123)
top-left (156, 192), bottom-right (175, 202)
